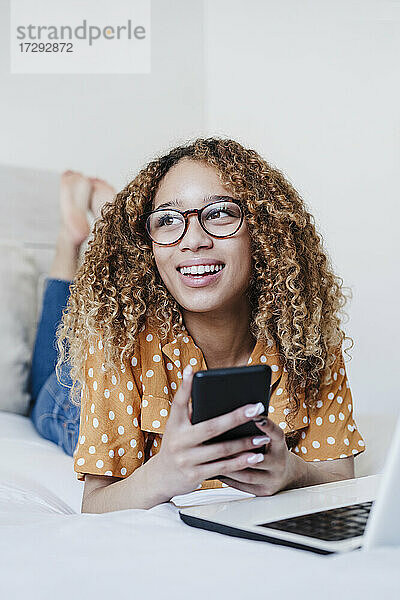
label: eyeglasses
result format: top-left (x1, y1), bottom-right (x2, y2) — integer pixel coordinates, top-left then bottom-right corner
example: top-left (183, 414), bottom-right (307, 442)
top-left (140, 198), bottom-right (244, 246)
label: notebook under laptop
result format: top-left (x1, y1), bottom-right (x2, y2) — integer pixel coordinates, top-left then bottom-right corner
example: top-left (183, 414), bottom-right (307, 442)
top-left (179, 415), bottom-right (400, 555)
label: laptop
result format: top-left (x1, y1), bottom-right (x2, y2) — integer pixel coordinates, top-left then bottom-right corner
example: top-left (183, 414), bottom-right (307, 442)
top-left (179, 415), bottom-right (400, 555)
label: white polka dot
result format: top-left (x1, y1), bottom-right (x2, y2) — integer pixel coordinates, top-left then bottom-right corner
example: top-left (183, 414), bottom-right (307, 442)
top-left (98, 339), bottom-right (103, 350)
top-left (294, 446), bottom-right (299, 453)
top-left (131, 356), bottom-right (138, 367)
top-left (337, 396), bottom-right (343, 404)
top-left (276, 388), bottom-right (283, 396)
top-left (316, 400), bottom-right (323, 408)
top-left (279, 422), bottom-right (286, 429)
top-left (88, 368), bottom-right (94, 378)
top-left (121, 467), bottom-right (127, 475)
top-left (248, 357), bottom-right (252, 364)
top-left (339, 412), bottom-right (345, 420)
top-left (130, 439), bottom-right (137, 448)
top-left (333, 372), bottom-right (337, 381)
top-left (104, 470), bottom-right (113, 476)
top-left (109, 411), bottom-right (115, 420)
top-left (358, 440), bottom-right (365, 447)
top-left (104, 389), bottom-right (110, 399)
top-left (167, 362), bottom-right (173, 370)
top-left (142, 384), bottom-right (145, 392)
top-left (329, 414), bottom-right (335, 423)
top-left (118, 425), bottom-right (124, 435)
top-left (89, 445), bottom-right (96, 454)
top-left (173, 348), bottom-right (180, 356)
top-left (96, 459), bottom-right (104, 468)
top-left (260, 355), bottom-right (267, 363)
top-left (102, 434), bottom-right (108, 443)
top-left (160, 409), bottom-right (168, 417)
top-left (316, 417), bottom-right (323, 426)
top-left (348, 404), bottom-right (352, 412)
top-left (344, 438), bottom-right (349, 446)
top-left (119, 392), bottom-right (125, 402)
top-left (93, 417), bottom-right (99, 428)
top-left (146, 334), bottom-right (153, 342)
top-left (120, 363), bottom-right (126, 373)
top-left (77, 458), bottom-right (85, 466)
top-left (138, 451), bottom-right (143, 459)
top-left (328, 392), bottom-right (334, 400)
top-left (301, 431), bottom-right (306, 439)
top-left (149, 450), bottom-right (153, 457)
top-left (142, 398), bottom-right (148, 407)
top-left (146, 370), bottom-right (154, 378)
top-left (101, 363), bottom-right (106, 372)
top-left (346, 379), bottom-right (350, 388)
top-left (171, 382), bottom-right (177, 390)
top-left (153, 354), bottom-right (161, 362)
top-left (271, 364), bottom-right (279, 372)
top-left (301, 446), bottom-right (307, 454)
top-left (127, 381), bottom-right (134, 391)
top-left (163, 386), bottom-right (168, 395)
top-left (339, 367), bottom-right (345, 376)
top-left (109, 449), bottom-right (114, 458)
top-left (312, 441), bottom-right (320, 449)
top-left (183, 336), bottom-right (189, 343)
top-left (303, 415), bottom-right (308, 424)
top-left (339, 454), bottom-right (347, 458)
top-left (312, 458), bottom-right (321, 462)
top-left (90, 403), bottom-right (95, 413)
top-left (152, 420), bottom-right (161, 429)
top-left (268, 405), bottom-right (275, 413)
top-left (283, 408), bottom-right (290, 416)
top-left (79, 435), bottom-right (85, 444)
top-left (89, 345), bottom-right (95, 354)
top-left (348, 424), bottom-right (355, 432)
top-left (133, 417), bottom-right (138, 427)
top-left (177, 371), bottom-right (182, 379)
top-left (126, 405), bottom-right (133, 415)
top-left (111, 375), bottom-right (117, 385)
top-left (174, 360), bottom-right (181, 368)
top-left (352, 449), bottom-right (358, 455)
top-left (327, 436), bottom-right (335, 445)
top-left (118, 448), bottom-right (125, 456)
top-left (153, 440), bottom-right (158, 447)
top-left (189, 358), bottom-right (197, 366)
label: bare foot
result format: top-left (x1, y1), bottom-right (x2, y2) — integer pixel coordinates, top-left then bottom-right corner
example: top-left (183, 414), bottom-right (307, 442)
top-left (59, 170), bottom-right (93, 246)
top-left (90, 177), bottom-right (116, 220)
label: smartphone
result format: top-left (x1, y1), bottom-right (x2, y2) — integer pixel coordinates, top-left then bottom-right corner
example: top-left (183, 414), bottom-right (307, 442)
top-left (190, 364), bottom-right (271, 459)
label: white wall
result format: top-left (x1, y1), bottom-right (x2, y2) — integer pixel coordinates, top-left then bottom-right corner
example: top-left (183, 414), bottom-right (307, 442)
top-left (204, 0), bottom-right (400, 416)
top-left (0, 0), bottom-right (206, 188)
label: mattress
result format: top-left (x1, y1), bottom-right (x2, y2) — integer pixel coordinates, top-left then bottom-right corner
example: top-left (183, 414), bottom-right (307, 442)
top-left (0, 411), bottom-right (398, 600)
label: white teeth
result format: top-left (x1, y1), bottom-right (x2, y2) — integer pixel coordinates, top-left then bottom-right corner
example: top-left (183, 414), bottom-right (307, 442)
top-left (178, 264), bottom-right (225, 275)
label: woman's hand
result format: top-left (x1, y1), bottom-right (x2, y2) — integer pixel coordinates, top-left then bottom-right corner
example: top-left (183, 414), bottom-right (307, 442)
top-left (149, 365), bottom-right (270, 501)
top-left (217, 417), bottom-right (304, 495)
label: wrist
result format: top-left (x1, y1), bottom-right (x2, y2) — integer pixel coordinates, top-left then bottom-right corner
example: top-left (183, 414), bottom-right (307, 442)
top-left (142, 454), bottom-right (173, 505)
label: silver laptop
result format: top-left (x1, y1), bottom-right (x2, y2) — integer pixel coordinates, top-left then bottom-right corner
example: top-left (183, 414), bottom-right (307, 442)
top-left (179, 415), bottom-right (400, 555)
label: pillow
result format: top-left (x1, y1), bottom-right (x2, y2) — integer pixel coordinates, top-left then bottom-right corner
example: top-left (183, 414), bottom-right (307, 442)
top-left (0, 242), bottom-right (38, 415)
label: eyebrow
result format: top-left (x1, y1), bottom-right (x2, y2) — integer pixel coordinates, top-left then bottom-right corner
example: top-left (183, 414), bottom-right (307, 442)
top-left (154, 195), bottom-right (235, 211)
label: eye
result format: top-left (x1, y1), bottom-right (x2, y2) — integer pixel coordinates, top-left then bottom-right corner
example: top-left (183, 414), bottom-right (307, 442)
top-left (156, 214), bottom-right (181, 227)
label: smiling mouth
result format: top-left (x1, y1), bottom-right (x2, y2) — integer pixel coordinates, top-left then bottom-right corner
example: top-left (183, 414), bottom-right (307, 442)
top-left (176, 264), bottom-right (226, 277)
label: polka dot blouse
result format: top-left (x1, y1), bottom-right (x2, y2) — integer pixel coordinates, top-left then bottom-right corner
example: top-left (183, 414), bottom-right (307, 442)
top-left (73, 325), bottom-right (366, 489)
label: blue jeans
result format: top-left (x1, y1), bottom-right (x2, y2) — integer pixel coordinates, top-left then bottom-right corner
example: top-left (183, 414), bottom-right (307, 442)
top-left (29, 278), bottom-right (80, 456)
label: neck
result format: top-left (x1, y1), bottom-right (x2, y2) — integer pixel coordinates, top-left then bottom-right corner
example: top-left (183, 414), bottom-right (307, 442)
top-left (181, 299), bottom-right (256, 369)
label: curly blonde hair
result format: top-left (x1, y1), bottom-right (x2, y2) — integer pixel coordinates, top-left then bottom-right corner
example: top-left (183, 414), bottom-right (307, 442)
top-left (56, 137), bottom-right (353, 435)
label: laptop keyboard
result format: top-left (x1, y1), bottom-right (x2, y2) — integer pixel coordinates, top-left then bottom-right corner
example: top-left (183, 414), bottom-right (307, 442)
top-left (259, 501), bottom-right (373, 542)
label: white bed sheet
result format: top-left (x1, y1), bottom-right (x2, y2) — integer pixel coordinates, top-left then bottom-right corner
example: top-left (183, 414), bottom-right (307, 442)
top-left (1, 411), bottom-right (399, 600)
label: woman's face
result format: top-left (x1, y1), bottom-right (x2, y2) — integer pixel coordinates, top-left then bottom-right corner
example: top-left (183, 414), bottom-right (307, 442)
top-left (151, 158), bottom-right (253, 315)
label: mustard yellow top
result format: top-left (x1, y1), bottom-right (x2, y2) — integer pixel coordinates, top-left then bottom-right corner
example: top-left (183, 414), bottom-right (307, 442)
top-left (73, 324), bottom-right (365, 488)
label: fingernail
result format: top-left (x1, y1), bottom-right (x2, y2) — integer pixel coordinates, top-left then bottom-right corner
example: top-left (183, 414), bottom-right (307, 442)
top-left (183, 365), bottom-right (193, 379)
top-left (252, 436), bottom-right (270, 445)
top-left (248, 453), bottom-right (264, 464)
top-left (244, 402), bottom-right (264, 417)
top-left (254, 418), bottom-right (268, 427)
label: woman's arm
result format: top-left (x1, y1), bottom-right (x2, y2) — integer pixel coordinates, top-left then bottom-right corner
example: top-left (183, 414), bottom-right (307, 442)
top-left (82, 460), bottom-right (169, 513)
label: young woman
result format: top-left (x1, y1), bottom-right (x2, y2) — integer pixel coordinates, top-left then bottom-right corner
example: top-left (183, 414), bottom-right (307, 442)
top-left (29, 171), bottom-right (116, 453)
top-left (56, 138), bottom-right (365, 513)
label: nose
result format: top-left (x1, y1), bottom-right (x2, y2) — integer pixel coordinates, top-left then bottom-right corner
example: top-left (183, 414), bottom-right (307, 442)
top-left (178, 212), bottom-right (212, 249)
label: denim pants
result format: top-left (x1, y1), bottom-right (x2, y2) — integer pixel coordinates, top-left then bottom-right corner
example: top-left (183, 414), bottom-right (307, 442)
top-left (29, 278), bottom-right (80, 456)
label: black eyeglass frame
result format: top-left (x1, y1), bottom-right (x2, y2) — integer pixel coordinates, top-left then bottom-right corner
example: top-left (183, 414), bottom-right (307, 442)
top-left (139, 198), bottom-right (245, 246)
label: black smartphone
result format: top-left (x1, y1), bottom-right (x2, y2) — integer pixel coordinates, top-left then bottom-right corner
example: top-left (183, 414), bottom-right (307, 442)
top-left (190, 364), bottom-right (271, 458)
